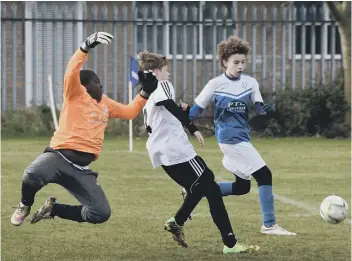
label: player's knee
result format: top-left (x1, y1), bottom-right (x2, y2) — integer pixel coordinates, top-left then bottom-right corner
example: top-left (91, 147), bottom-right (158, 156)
top-left (252, 166), bottom-right (272, 186)
top-left (85, 205), bottom-right (111, 224)
top-left (23, 166), bottom-right (45, 189)
top-left (199, 169), bottom-right (219, 195)
top-left (203, 181), bottom-right (222, 199)
top-left (232, 180), bottom-right (251, 195)
top-left (23, 153), bottom-right (57, 188)
top-left (96, 207), bottom-right (111, 223)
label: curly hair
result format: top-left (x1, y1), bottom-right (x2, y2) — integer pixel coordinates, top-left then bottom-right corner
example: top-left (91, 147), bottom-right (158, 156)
top-left (217, 36), bottom-right (251, 68)
top-left (138, 51), bottom-right (168, 71)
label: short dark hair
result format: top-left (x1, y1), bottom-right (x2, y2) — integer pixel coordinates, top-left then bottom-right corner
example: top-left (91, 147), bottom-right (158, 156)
top-left (80, 70), bottom-right (98, 86)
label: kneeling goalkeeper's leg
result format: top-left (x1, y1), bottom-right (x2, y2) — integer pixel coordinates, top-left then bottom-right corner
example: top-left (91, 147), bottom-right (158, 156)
top-left (53, 168), bottom-right (111, 224)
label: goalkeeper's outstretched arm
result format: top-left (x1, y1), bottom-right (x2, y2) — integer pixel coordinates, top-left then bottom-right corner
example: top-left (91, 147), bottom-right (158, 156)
top-left (63, 49), bottom-right (88, 101)
top-left (63, 32), bottom-right (114, 101)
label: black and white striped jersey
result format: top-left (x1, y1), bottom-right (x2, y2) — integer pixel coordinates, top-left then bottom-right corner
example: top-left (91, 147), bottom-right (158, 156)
top-left (143, 80), bottom-right (197, 168)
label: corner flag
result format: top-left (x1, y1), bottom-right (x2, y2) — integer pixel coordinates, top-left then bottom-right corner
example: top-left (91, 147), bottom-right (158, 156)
top-left (128, 56), bottom-right (139, 152)
top-left (130, 57), bottom-right (139, 88)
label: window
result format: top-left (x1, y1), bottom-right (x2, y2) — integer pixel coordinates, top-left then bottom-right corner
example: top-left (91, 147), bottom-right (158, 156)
top-left (168, 1), bottom-right (201, 56)
top-left (294, 1), bottom-right (341, 59)
top-left (327, 25), bottom-right (342, 55)
top-left (134, 1), bottom-right (235, 59)
top-left (203, 1), bottom-right (235, 55)
top-left (135, 1), bottom-right (164, 54)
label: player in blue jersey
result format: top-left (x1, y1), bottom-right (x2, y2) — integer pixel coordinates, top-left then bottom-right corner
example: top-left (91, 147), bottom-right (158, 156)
top-left (181, 36), bottom-right (296, 236)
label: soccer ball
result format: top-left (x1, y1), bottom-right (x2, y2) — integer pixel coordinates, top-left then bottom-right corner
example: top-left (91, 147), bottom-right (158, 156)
top-left (320, 195), bottom-right (348, 224)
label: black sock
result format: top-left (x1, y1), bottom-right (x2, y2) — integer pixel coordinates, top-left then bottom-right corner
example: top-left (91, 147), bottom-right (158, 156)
top-left (175, 191), bottom-right (202, 226)
top-left (21, 181), bottom-right (39, 207)
top-left (204, 183), bottom-right (237, 248)
top-left (51, 204), bottom-right (85, 222)
top-left (223, 233), bottom-right (237, 248)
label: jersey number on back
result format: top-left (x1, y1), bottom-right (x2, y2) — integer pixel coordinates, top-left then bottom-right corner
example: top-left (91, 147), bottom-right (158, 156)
top-left (143, 108), bottom-right (152, 134)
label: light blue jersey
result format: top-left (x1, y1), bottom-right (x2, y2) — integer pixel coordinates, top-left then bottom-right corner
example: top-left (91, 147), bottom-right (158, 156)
top-left (193, 73), bottom-right (263, 144)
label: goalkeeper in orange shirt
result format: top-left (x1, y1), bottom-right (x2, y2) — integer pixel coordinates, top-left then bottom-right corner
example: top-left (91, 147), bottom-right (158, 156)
top-left (11, 32), bottom-right (158, 226)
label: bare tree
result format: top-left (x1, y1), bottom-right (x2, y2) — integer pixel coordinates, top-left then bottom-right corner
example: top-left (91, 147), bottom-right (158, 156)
top-left (325, 1), bottom-right (351, 126)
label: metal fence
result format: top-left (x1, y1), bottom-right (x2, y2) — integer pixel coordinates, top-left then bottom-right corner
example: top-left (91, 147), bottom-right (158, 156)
top-left (1, 2), bottom-right (343, 111)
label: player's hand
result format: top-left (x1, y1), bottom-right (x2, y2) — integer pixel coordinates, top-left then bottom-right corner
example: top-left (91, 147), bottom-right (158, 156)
top-left (263, 103), bottom-right (275, 113)
top-left (179, 101), bottom-right (190, 115)
top-left (80, 32), bottom-right (113, 53)
top-left (138, 71), bottom-right (158, 99)
top-left (193, 131), bottom-right (204, 147)
top-left (179, 101), bottom-right (189, 111)
top-left (255, 102), bottom-right (274, 115)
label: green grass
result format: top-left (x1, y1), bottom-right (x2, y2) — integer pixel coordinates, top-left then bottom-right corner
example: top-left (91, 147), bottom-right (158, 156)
top-left (2, 137), bottom-right (351, 261)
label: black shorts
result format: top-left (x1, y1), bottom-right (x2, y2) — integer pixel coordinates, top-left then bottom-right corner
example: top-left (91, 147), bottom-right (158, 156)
top-left (162, 156), bottom-right (214, 193)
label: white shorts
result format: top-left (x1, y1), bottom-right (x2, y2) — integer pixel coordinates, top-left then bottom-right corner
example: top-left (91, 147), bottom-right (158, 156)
top-left (218, 142), bottom-right (266, 180)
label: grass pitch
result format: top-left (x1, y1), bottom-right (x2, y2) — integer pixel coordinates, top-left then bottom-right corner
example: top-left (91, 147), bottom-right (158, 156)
top-left (1, 137), bottom-right (351, 261)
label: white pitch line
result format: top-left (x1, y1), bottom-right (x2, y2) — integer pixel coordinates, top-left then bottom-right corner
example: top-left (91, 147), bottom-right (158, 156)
top-left (273, 193), bottom-right (319, 212)
top-left (273, 193), bottom-right (352, 225)
top-left (215, 177), bottom-right (352, 225)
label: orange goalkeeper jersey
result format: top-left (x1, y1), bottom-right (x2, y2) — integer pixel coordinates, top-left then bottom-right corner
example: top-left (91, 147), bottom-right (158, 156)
top-left (50, 48), bottom-right (146, 158)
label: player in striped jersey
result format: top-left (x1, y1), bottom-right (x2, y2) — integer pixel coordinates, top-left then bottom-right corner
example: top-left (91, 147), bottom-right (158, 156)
top-left (139, 51), bottom-right (259, 254)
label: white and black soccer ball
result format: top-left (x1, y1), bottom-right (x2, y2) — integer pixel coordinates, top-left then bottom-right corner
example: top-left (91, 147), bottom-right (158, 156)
top-left (320, 195), bottom-right (348, 224)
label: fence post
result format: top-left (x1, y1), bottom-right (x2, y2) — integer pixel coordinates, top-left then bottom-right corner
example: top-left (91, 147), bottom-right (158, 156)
top-left (76, 2), bottom-right (84, 49)
top-left (24, 2), bottom-right (33, 108)
top-left (142, 5), bottom-right (148, 51)
top-left (232, 2), bottom-right (238, 36)
top-left (291, 7), bottom-right (296, 89)
top-left (241, 7), bottom-right (247, 40)
top-left (152, 4), bottom-right (158, 54)
top-left (220, 5), bottom-right (228, 77)
top-left (281, 7), bottom-right (287, 89)
top-left (300, 6), bottom-right (306, 89)
top-left (171, 6), bottom-right (177, 96)
top-left (271, 7), bottom-right (277, 96)
top-left (32, 6), bottom-right (37, 105)
top-left (251, 7), bottom-right (257, 77)
top-left (261, 7), bottom-right (267, 90)
top-left (92, 5), bottom-right (98, 74)
top-left (122, 5), bottom-right (128, 103)
top-left (11, 4), bottom-right (17, 110)
top-left (191, 6), bottom-right (198, 102)
top-left (42, 3), bottom-right (48, 105)
top-left (330, 22), bottom-right (336, 87)
top-left (102, 5), bottom-right (108, 94)
top-left (113, 6), bottom-right (118, 100)
top-left (182, 6), bottom-right (188, 101)
top-left (211, 7), bottom-right (217, 79)
top-left (82, 3), bottom-right (88, 70)
top-left (1, 5), bottom-right (6, 111)
top-left (52, 6), bottom-right (57, 108)
top-left (311, 6), bottom-right (317, 86)
top-left (320, 7), bottom-right (327, 86)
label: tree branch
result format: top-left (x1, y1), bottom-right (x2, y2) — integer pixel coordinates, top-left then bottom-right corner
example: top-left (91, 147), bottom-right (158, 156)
top-left (325, 2), bottom-right (343, 22)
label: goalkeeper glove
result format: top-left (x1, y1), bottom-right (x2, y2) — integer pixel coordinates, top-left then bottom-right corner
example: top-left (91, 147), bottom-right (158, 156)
top-left (80, 32), bottom-right (113, 53)
top-left (138, 71), bottom-right (158, 99)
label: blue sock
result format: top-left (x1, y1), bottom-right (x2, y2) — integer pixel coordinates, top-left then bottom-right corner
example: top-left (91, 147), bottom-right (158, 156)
top-left (217, 182), bottom-right (233, 196)
top-left (258, 185), bottom-right (276, 227)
